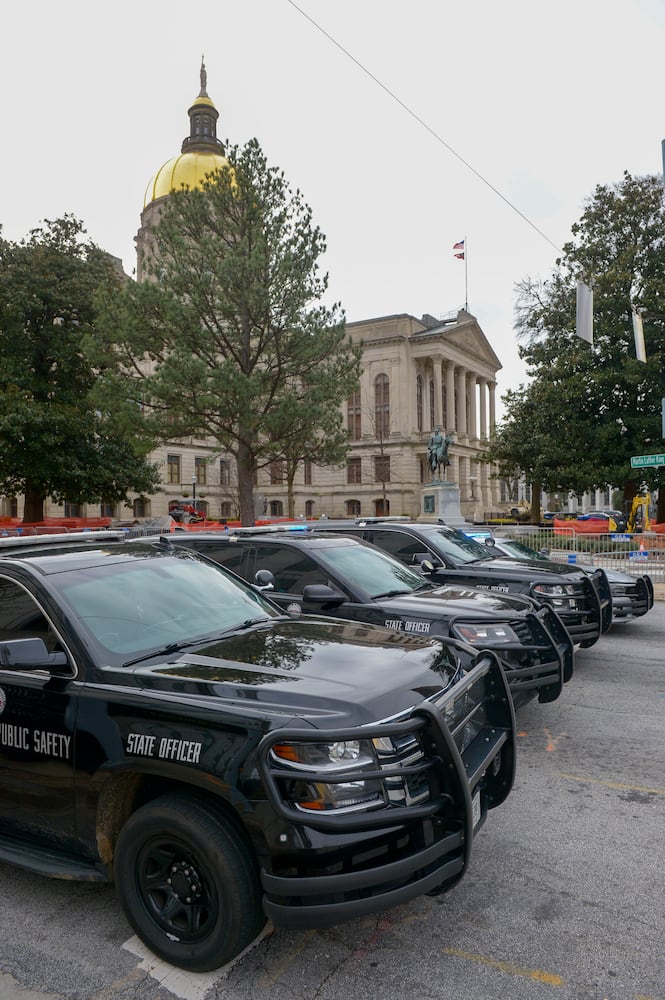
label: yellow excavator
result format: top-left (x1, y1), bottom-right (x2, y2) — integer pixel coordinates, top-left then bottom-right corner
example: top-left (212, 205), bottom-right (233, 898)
top-left (626, 492), bottom-right (651, 533)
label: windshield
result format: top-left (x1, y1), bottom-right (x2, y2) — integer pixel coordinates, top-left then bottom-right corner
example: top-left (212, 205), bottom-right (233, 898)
top-left (417, 526), bottom-right (495, 564)
top-left (50, 548), bottom-right (276, 664)
top-left (496, 538), bottom-right (542, 559)
top-left (313, 542), bottom-right (428, 599)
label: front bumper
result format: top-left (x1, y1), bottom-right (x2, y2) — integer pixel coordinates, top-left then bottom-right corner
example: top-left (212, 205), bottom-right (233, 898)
top-left (256, 654), bottom-right (515, 929)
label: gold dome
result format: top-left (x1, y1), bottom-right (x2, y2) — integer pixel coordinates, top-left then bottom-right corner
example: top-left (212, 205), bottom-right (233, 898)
top-left (143, 150), bottom-right (229, 208)
top-left (143, 60), bottom-right (228, 209)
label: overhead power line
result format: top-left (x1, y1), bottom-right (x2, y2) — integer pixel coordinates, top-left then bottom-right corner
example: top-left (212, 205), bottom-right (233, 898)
top-left (286, 0), bottom-right (564, 256)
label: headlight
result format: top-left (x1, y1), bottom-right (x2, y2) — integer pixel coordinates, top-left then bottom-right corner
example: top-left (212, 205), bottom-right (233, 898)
top-left (534, 583), bottom-right (576, 596)
top-left (453, 622), bottom-right (520, 645)
top-left (271, 739), bottom-right (384, 812)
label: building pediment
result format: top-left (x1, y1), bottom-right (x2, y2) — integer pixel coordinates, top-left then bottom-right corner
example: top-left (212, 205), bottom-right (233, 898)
top-left (409, 310), bottom-right (502, 373)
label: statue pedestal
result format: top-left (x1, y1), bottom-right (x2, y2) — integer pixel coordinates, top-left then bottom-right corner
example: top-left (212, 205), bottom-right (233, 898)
top-left (419, 481), bottom-right (467, 527)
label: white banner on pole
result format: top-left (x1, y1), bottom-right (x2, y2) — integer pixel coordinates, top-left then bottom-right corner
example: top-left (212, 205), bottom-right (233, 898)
top-left (575, 281), bottom-right (593, 344)
top-left (632, 306), bottom-right (647, 363)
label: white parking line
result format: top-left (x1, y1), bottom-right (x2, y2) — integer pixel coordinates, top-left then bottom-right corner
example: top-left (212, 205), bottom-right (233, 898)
top-left (122, 926), bottom-right (273, 1000)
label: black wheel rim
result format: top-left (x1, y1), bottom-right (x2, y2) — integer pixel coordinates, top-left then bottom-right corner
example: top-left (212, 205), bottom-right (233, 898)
top-left (135, 836), bottom-right (219, 944)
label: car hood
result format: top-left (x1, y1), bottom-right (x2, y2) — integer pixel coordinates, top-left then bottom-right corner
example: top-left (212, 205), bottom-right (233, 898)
top-left (128, 618), bottom-right (465, 728)
top-left (464, 556), bottom-right (587, 582)
top-left (379, 584), bottom-right (534, 618)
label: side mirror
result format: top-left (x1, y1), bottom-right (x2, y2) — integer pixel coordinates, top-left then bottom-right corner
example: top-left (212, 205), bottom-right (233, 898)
top-left (301, 584), bottom-right (346, 608)
top-left (411, 552), bottom-right (440, 571)
top-left (253, 569), bottom-right (275, 591)
top-left (484, 537), bottom-right (496, 547)
top-left (538, 547), bottom-right (550, 558)
top-left (0, 638), bottom-right (68, 672)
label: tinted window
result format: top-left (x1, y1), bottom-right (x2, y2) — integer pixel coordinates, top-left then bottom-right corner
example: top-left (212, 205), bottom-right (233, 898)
top-left (370, 530), bottom-right (431, 565)
top-left (0, 576), bottom-right (64, 656)
top-left (251, 545), bottom-right (328, 594)
top-left (190, 543), bottom-right (247, 577)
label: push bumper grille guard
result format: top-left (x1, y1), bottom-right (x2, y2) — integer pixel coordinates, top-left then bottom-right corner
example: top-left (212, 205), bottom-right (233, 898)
top-left (531, 576), bottom-right (602, 647)
top-left (448, 608), bottom-right (567, 705)
top-left (256, 655), bottom-right (514, 929)
top-left (621, 575), bottom-right (653, 617)
top-left (591, 569), bottom-right (613, 633)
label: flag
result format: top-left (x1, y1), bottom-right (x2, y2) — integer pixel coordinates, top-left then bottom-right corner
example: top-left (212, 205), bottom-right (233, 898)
top-left (575, 281), bottom-right (593, 344)
top-left (632, 306), bottom-right (647, 363)
top-left (453, 240), bottom-right (464, 250)
top-left (454, 252), bottom-right (465, 259)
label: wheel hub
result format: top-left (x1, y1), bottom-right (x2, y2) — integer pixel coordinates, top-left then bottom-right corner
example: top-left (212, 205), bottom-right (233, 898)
top-left (168, 860), bottom-right (202, 904)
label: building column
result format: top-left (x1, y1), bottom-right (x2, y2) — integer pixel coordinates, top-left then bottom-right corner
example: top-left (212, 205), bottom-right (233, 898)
top-left (432, 357), bottom-right (443, 428)
top-left (488, 381), bottom-right (497, 435)
top-left (445, 363), bottom-right (456, 432)
top-left (478, 378), bottom-right (488, 440)
top-left (468, 372), bottom-right (477, 440)
top-left (456, 367), bottom-right (467, 437)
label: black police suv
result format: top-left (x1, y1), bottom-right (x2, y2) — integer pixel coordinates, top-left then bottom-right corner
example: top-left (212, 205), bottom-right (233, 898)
top-left (477, 533), bottom-right (654, 624)
top-left (162, 528), bottom-right (574, 709)
top-left (309, 518), bottom-right (612, 648)
top-left (0, 530), bottom-right (514, 972)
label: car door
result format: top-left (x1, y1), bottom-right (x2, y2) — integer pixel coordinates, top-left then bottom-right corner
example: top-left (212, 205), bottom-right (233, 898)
top-left (0, 574), bottom-right (79, 849)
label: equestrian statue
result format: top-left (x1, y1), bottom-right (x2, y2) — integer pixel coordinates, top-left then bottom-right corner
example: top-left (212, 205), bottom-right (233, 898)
top-left (427, 428), bottom-right (454, 480)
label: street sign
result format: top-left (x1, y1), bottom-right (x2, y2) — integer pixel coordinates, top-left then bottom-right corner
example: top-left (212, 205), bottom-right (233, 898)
top-left (631, 454), bottom-right (665, 468)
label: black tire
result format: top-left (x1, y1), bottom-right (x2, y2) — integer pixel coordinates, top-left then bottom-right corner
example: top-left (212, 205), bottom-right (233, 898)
top-left (114, 794), bottom-right (265, 972)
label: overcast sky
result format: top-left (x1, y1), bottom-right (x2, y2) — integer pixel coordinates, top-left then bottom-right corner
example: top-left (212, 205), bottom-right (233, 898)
top-left (2, 0), bottom-right (664, 417)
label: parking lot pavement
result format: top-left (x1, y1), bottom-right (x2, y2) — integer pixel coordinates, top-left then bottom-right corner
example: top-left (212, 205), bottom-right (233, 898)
top-left (0, 606), bottom-right (663, 1000)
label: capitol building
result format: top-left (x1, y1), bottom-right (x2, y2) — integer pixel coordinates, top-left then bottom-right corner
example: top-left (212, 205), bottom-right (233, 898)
top-left (7, 67), bottom-right (506, 524)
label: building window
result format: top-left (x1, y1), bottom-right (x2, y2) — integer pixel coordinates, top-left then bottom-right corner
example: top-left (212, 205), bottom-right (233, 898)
top-left (374, 456), bottom-right (390, 483)
top-left (194, 456), bottom-right (207, 485)
top-left (374, 498), bottom-right (390, 516)
top-left (220, 501), bottom-right (233, 518)
top-left (374, 374), bottom-right (390, 440)
top-left (305, 500), bottom-right (315, 517)
top-left (100, 500), bottom-right (116, 518)
top-left (167, 454), bottom-right (181, 484)
top-left (304, 459), bottom-right (312, 486)
top-left (269, 500), bottom-right (283, 517)
top-left (270, 461), bottom-right (284, 485)
top-left (347, 389), bottom-right (361, 440)
top-left (133, 497), bottom-right (150, 518)
top-left (429, 379), bottom-right (435, 430)
top-left (347, 457), bottom-right (362, 484)
top-left (346, 499), bottom-right (361, 517)
top-left (220, 459), bottom-right (231, 486)
top-left (64, 502), bottom-right (82, 518)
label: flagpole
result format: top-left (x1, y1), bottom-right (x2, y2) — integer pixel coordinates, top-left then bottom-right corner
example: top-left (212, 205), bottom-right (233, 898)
top-left (464, 235), bottom-right (468, 311)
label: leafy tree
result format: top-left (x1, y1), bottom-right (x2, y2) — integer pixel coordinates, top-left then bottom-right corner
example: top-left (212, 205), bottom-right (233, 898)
top-left (94, 139), bottom-right (362, 525)
top-left (0, 216), bottom-right (160, 523)
top-left (486, 172), bottom-right (665, 522)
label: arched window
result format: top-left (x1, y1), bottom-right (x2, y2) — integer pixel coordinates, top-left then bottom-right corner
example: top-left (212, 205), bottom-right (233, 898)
top-left (269, 500), bottom-right (283, 517)
top-left (347, 389), bottom-right (361, 440)
top-left (305, 500), bottom-right (315, 518)
top-left (373, 498), bottom-right (390, 516)
top-left (346, 499), bottom-right (361, 517)
top-left (416, 374), bottom-right (423, 432)
top-left (374, 374), bottom-right (390, 440)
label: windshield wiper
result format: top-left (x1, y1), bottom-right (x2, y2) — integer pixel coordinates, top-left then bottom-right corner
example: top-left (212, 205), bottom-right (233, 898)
top-left (123, 640), bottom-right (204, 668)
top-left (122, 619), bottom-right (271, 668)
top-left (372, 589), bottom-right (413, 599)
